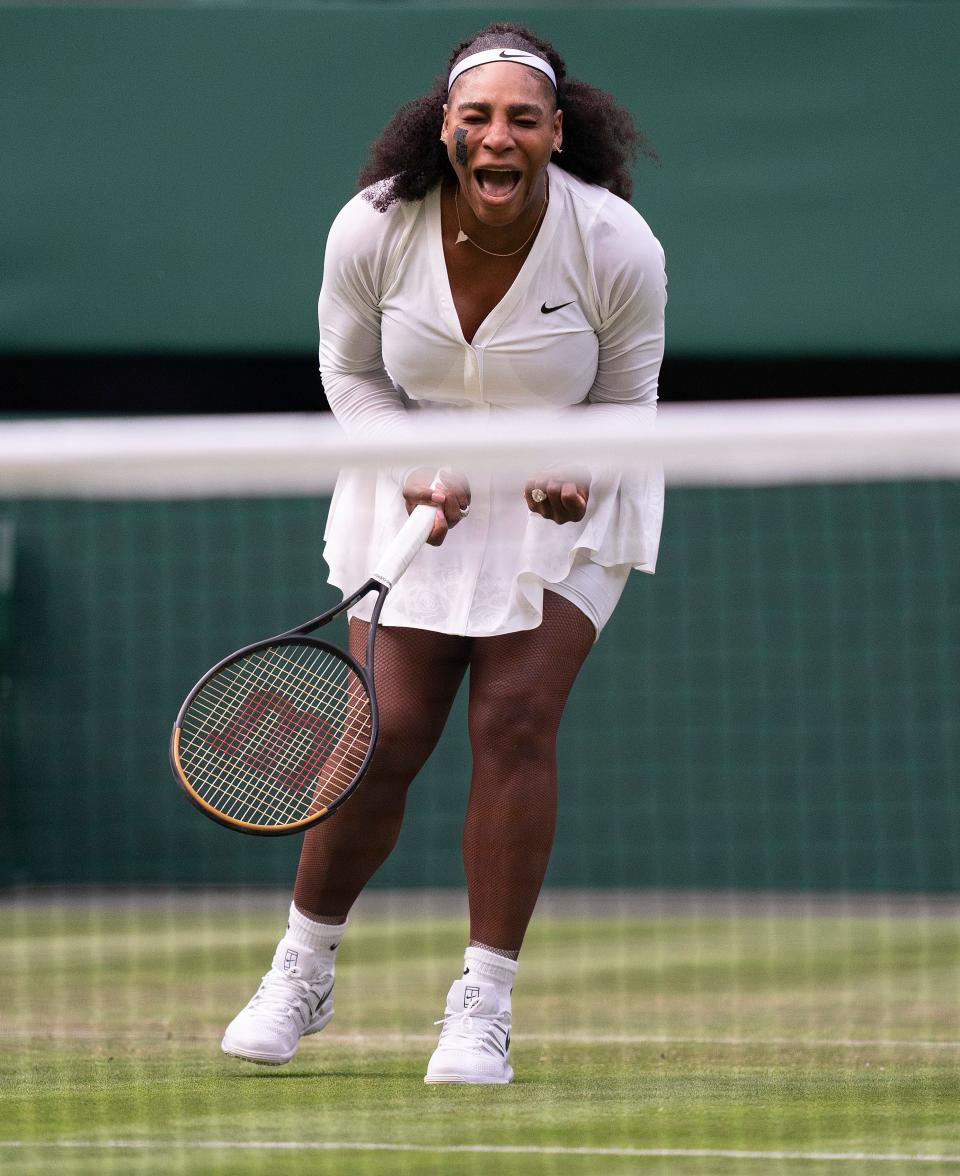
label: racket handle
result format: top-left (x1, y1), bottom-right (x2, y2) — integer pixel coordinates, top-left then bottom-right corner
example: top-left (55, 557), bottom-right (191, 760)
top-left (372, 504), bottom-right (436, 588)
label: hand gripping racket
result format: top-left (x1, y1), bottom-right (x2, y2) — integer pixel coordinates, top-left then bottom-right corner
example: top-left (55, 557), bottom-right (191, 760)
top-left (170, 504), bottom-right (436, 836)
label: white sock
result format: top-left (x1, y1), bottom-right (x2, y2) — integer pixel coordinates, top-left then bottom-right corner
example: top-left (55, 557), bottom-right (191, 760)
top-left (463, 945), bottom-right (518, 990)
top-left (285, 902), bottom-right (348, 953)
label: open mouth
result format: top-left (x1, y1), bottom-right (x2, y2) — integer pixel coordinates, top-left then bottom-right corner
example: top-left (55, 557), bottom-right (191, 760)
top-left (474, 169), bottom-right (523, 202)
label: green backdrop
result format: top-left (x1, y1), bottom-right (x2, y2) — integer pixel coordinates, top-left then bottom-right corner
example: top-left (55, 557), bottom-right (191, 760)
top-left (3, 482), bottom-right (958, 890)
top-left (2, 2), bottom-right (958, 890)
top-left (2, 1), bottom-right (958, 356)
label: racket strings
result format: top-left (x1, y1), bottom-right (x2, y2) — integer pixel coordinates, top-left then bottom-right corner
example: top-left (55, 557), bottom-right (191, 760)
top-left (183, 654), bottom-right (370, 827)
top-left (188, 651), bottom-right (363, 808)
top-left (182, 652), bottom-right (343, 818)
top-left (197, 658), bottom-right (370, 825)
top-left (177, 642), bottom-right (373, 828)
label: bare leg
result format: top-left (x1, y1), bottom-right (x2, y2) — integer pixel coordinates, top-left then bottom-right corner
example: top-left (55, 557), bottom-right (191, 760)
top-left (463, 593), bottom-right (596, 953)
top-left (294, 620), bottom-right (470, 919)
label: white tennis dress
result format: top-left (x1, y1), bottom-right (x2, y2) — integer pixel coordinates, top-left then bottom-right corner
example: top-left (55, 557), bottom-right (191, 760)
top-left (318, 163), bottom-right (666, 638)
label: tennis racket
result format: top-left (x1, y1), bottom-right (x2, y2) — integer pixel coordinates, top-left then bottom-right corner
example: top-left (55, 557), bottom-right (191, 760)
top-left (170, 503), bottom-right (436, 836)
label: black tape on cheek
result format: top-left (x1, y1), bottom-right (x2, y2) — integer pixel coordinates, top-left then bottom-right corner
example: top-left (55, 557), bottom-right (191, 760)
top-left (454, 127), bottom-right (468, 166)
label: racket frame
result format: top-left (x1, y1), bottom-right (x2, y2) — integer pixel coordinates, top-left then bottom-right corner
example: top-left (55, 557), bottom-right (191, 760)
top-left (170, 578), bottom-right (388, 836)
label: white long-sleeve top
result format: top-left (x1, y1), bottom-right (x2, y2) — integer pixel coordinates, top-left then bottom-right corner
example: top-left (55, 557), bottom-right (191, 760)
top-left (319, 163), bottom-right (666, 636)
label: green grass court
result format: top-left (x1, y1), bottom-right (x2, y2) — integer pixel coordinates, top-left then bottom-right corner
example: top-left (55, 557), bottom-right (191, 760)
top-left (1, 893), bottom-right (958, 1175)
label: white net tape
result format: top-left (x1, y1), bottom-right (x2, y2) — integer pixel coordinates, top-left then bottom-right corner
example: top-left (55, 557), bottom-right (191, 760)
top-left (2, 396), bottom-right (960, 498)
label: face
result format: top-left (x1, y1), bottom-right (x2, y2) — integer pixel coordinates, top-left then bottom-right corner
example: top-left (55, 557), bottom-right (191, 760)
top-left (441, 61), bottom-right (562, 229)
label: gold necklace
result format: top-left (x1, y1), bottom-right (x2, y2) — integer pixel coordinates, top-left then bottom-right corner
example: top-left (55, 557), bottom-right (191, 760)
top-left (453, 178), bottom-right (548, 258)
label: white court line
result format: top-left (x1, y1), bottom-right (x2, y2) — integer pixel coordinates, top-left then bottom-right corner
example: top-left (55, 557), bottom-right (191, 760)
top-left (0, 1141), bottom-right (959, 1163)
top-left (299, 1032), bottom-right (960, 1051)
top-left (3, 1028), bottom-right (960, 1049)
top-left (527, 1034), bottom-right (960, 1050)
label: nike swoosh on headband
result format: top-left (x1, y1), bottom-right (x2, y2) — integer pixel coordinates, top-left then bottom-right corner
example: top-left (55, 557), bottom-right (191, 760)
top-left (541, 301), bottom-right (575, 314)
top-left (448, 48), bottom-right (558, 92)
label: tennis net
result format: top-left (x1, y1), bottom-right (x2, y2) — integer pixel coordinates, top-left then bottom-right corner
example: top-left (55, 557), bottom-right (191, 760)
top-left (0, 396), bottom-right (958, 893)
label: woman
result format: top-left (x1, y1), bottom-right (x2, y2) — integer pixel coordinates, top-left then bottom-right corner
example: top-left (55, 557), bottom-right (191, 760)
top-left (222, 21), bottom-right (666, 1085)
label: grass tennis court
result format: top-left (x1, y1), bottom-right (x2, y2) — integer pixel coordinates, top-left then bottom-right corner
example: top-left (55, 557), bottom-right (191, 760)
top-left (1, 893), bottom-right (958, 1175)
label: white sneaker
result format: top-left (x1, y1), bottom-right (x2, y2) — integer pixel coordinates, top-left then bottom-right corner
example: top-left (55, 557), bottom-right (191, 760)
top-left (424, 976), bottom-right (513, 1085)
top-left (221, 939), bottom-right (335, 1065)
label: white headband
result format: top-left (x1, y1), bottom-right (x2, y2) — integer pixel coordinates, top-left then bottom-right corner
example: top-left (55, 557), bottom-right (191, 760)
top-left (447, 48), bottom-right (557, 94)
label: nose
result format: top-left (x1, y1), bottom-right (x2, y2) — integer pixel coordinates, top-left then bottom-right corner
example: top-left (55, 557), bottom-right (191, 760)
top-left (481, 116), bottom-right (514, 154)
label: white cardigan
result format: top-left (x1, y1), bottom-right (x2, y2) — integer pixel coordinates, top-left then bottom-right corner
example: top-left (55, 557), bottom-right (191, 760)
top-left (318, 164), bottom-right (666, 637)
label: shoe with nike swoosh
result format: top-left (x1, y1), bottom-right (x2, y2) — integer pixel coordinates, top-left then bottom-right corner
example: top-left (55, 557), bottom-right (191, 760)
top-left (221, 939), bottom-right (336, 1065)
top-left (424, 976), bottom-right (513, 1084)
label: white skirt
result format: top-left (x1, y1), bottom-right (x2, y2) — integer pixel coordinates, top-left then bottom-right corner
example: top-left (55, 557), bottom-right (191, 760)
top-left (324, 463), bottom-right (662, 641)
top-left (347, 546), bottom-right (630, 640)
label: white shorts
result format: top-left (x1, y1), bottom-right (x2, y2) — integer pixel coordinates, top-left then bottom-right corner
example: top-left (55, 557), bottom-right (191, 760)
top-left (545, 554), bottom-right (631, 641)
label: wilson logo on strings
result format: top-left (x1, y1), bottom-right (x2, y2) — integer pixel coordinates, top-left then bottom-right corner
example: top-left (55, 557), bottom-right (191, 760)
top-left (203, 689), bottom-right (336, 792)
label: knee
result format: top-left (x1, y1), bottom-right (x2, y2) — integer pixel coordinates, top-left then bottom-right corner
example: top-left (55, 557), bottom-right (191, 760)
top-left (468, 686), bottom-right (559, 763)
top-left (371, 705), bottom-right (445, 782)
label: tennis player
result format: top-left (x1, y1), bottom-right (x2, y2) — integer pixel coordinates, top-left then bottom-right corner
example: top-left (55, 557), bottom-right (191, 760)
top-left (222, 21), bottom-right (666, 1084)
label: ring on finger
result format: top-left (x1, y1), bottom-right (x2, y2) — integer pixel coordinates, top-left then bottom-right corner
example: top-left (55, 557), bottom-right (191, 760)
top-left (531, 487), bottom-right (547, 504)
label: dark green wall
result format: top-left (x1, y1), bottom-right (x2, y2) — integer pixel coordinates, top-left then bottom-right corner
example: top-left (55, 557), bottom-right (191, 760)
top-left (4, 482), bottom-right (958, 890)
top-left (3, 2), bottom-right (958, 356)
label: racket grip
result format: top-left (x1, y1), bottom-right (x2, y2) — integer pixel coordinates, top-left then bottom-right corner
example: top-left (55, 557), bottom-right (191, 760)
top-left (372, 504), bottom-right (436, 588)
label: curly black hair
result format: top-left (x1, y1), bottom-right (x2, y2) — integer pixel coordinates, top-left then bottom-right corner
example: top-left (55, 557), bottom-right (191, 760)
top-left (358, 22), bottom-right (655, 211)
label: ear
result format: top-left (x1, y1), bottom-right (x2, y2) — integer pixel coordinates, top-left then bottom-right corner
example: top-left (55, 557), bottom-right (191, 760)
top-left (440, 103), bottom-right (451, 142)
